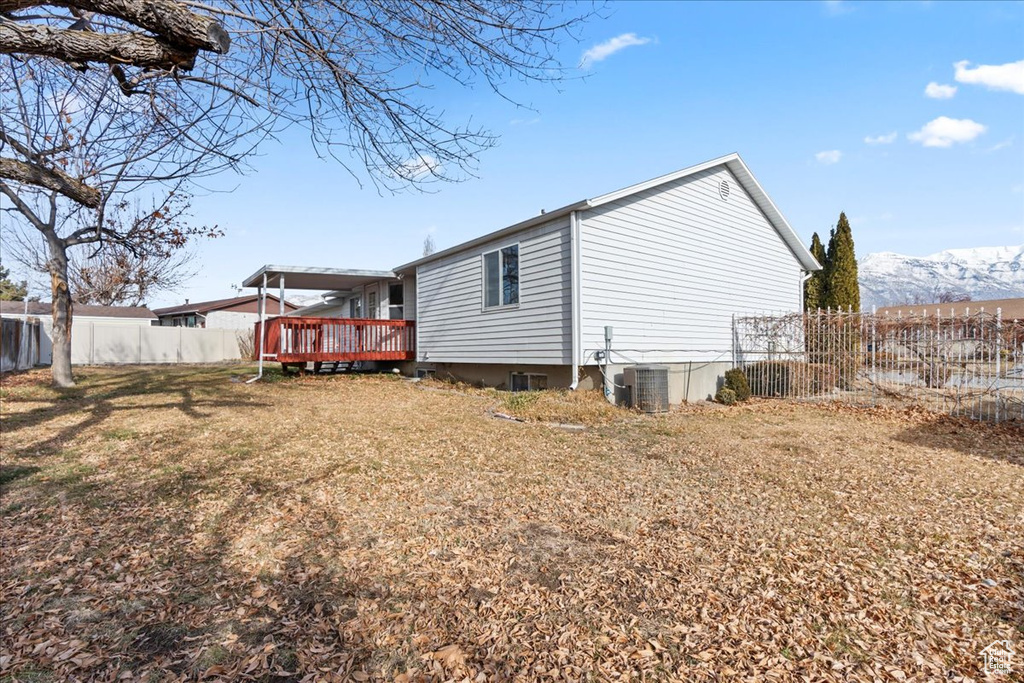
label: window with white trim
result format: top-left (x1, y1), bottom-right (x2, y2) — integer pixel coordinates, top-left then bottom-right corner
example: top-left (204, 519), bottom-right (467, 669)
top-left (483, 244), bottom-right (519, 309)
top-left (388, 282), bottom-right (404, 320)
top-left (367, 290), bottom-right (378, 319)
top-left (510, 372), bottom-right (546, 392)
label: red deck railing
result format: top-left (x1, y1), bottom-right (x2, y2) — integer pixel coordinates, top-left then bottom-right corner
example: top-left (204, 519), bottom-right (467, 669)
top-left (254, 316), bottom-right (415, 363)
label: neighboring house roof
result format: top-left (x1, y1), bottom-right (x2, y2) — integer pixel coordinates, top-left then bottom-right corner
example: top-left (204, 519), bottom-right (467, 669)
top-left (0, 301), bottom-right (157, 319)
top-left (394, 153), bottom-right (821, 273)
top-left (876, 297), bottom-right (1024, 320)
top-left (152, 294), bottom-right (297, 317)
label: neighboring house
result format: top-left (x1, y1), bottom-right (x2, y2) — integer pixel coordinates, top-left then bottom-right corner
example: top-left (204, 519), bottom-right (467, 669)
top-left (153, 295), bottom-right (297, 330)
top-left (876, 297), bottom-right (1024, 321)
top-left (244, 153), bottom-right (820, 402)
top-left (0, 300), bottom-right (157, 326)
top-left (874, 297), bottom-right (1024, 359)
top-left (0, 301), bottom-right (157, 365)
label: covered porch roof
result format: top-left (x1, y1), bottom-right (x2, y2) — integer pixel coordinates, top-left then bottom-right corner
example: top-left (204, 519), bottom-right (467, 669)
top-left (242, 265), bottom-right (396, 291)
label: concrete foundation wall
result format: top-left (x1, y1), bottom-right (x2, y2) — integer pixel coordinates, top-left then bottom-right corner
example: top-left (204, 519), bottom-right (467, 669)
top-left (411, 362), bottom-right (575, 390)
top-left (584, 362), bottom-right (732, 405)
top-left (410, 361), bottom-right (731, 404)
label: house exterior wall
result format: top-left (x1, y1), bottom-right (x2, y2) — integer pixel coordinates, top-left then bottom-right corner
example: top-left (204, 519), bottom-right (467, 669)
top-left (205, 310), bottom-right (265, 330)
top-left (579, 165), bottom-right (803, 365)
top-left (415, 216), bottom-right (572, 365)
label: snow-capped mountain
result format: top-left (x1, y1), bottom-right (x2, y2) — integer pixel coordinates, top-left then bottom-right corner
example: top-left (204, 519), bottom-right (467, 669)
top-left (859, 245), bottom-right (1024, 309)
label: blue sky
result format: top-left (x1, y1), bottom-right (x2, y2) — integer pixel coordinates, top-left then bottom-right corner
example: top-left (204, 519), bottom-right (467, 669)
top-left (106, 1), bottom-right (1024, 305)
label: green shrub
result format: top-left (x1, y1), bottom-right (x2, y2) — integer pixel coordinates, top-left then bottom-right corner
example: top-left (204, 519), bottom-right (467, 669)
top-left (723, 368), bottom-right (751, 402)
top-left (503, 391), bottom-right (540, 412)
top-left (715, 387), bottom-right (737, 405)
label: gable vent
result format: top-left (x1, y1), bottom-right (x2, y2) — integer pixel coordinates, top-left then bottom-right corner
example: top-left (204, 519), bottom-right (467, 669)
top-left (719, 180), bottom-right (731, 200)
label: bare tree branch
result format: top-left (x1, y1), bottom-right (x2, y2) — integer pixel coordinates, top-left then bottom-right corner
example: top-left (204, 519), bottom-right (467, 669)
top-left (0, 0), bottom-right (597, 386)
top-left (0, 155), bottom-right (101, 206)
top-left (0, 19), bottom-right (197, 69)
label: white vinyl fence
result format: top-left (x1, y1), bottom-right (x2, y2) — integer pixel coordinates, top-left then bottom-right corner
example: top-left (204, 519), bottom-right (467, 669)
top-left (1, 318), bottom-right (42, 372)
top-left (71, 323), bottom-right (246, 365)
top-left (733, 308), bottom-right (1024, 423)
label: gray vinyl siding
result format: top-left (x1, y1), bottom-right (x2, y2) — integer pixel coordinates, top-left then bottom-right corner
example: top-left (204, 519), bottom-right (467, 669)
top-left (415, 217), bottom-right (571, 364)
top-left (580, 165), bottom-right (802, 364)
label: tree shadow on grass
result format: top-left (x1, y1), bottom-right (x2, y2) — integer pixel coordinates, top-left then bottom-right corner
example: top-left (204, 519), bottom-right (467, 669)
top-left (0, 464), bottom-right (40, 486)
top-left (1, 368), bottom-right (271, 459)
top-left (892, 415), bottom-right (1024, 467)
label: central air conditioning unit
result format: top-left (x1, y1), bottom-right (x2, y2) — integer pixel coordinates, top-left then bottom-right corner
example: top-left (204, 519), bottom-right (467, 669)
top-left (624, 365), bottom-right (670, 413)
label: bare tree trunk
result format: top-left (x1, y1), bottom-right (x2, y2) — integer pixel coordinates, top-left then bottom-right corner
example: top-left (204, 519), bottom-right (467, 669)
top-left (45, 235), bottom-right (75, 387)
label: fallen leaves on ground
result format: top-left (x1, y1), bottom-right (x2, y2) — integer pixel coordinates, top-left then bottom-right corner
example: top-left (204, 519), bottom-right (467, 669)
top-left (1, 366), bottom-right (1021, 681)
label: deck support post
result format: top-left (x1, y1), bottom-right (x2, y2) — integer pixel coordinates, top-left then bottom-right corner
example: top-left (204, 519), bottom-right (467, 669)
top-left (279, 275), bottom-right (285, 316)
top-left (247, 272), bottom-right (268, 383)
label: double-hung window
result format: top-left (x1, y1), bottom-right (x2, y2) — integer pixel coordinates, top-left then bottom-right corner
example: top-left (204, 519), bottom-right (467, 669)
top-left (483, 244), bottom-right (519, 309)
top-left (388, 283), bottom-right (404, 320)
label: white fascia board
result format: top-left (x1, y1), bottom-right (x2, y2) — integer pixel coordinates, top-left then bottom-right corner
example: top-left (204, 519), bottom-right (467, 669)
top-left (588, 153), bottom-right (820, 273)
top-left (241, 265), bottom-right (397, 289)
top-left (724, 158), bottom-right (822, 272)
top-left (390, 153), bottom-right (820, 275)
top-left (393, 200), bottom-right (591, 273)
top-left (587, 153), bottom-right (743, 207)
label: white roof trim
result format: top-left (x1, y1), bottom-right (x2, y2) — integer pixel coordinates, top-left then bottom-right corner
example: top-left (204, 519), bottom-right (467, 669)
top-left (395, 153), bottom-right (820, 273)
top-left (587, 153), bottom-right (739, 206)
top-left (242, 265), bottom-right (396, 289)
top-left (394, 200), bottom-right (590, 273)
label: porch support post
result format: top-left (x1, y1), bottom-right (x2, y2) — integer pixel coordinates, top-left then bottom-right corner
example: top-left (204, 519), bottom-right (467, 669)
top-left (279, 275), bottom-right (285, 316)
top-left (257, 272), bottom-right (267, 377)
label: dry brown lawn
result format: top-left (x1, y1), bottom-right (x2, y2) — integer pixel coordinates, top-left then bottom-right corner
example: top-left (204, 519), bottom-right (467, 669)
top-left (0, 366), bottom-right (1021, 682)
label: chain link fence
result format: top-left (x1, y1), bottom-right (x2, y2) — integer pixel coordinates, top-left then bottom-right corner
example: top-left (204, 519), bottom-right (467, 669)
top-left (733, 308), bottom-right (1024, 423)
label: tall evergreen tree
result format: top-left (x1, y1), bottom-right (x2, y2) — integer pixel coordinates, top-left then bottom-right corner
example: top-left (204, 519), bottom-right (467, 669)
top-left (822, 212), bottom-right (861, 312)
top-left (804, 232), bottom-right (827, 310)
top-left (0, 263), bottom-right (28, 301)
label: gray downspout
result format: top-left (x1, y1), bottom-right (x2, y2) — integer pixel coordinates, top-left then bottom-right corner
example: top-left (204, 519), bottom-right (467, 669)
top-left (569, 210), bottom-right (582, 389)
top-left (800, 270), bottom-right (812, 312)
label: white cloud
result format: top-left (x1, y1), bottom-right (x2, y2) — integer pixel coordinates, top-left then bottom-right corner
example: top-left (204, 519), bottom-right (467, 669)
top-left (864, 132), bottom-right (897, 145)
top-left (823, 0), bottom-right (854, 16)
top-left (987, 137), bottom-right (1014, 152)
top-left (400, 154), bottom-right (440, 179)
top-left (953, 59), bottom-right (1024, 94)
top-left (924, 82), bottom-right (957, 99)
top-left (815, 150), bottom-right (842, 164)
top-left (579, 33), bottom-right (652, 69)
top-left (908, 116), bottom-right (986, 148)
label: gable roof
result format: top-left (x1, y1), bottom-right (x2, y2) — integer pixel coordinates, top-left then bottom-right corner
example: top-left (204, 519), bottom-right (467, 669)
top-left (394, 153), bottom-right (820, 273)
top-left (152, 294), bottom-right (295, 317)
top-left (0, 301), bottom-right (156, 319)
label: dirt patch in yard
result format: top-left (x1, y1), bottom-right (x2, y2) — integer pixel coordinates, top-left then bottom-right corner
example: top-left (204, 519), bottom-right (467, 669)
top-left (1, 366), bottom-right (1021, 681)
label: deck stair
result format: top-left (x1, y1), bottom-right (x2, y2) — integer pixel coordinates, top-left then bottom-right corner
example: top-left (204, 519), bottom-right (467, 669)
top-left (313, 360), bottom-right (352, 374)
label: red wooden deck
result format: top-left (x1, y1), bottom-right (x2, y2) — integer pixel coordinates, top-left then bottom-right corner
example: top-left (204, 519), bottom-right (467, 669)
top-left (254, 317), bottom-right (415, 363)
